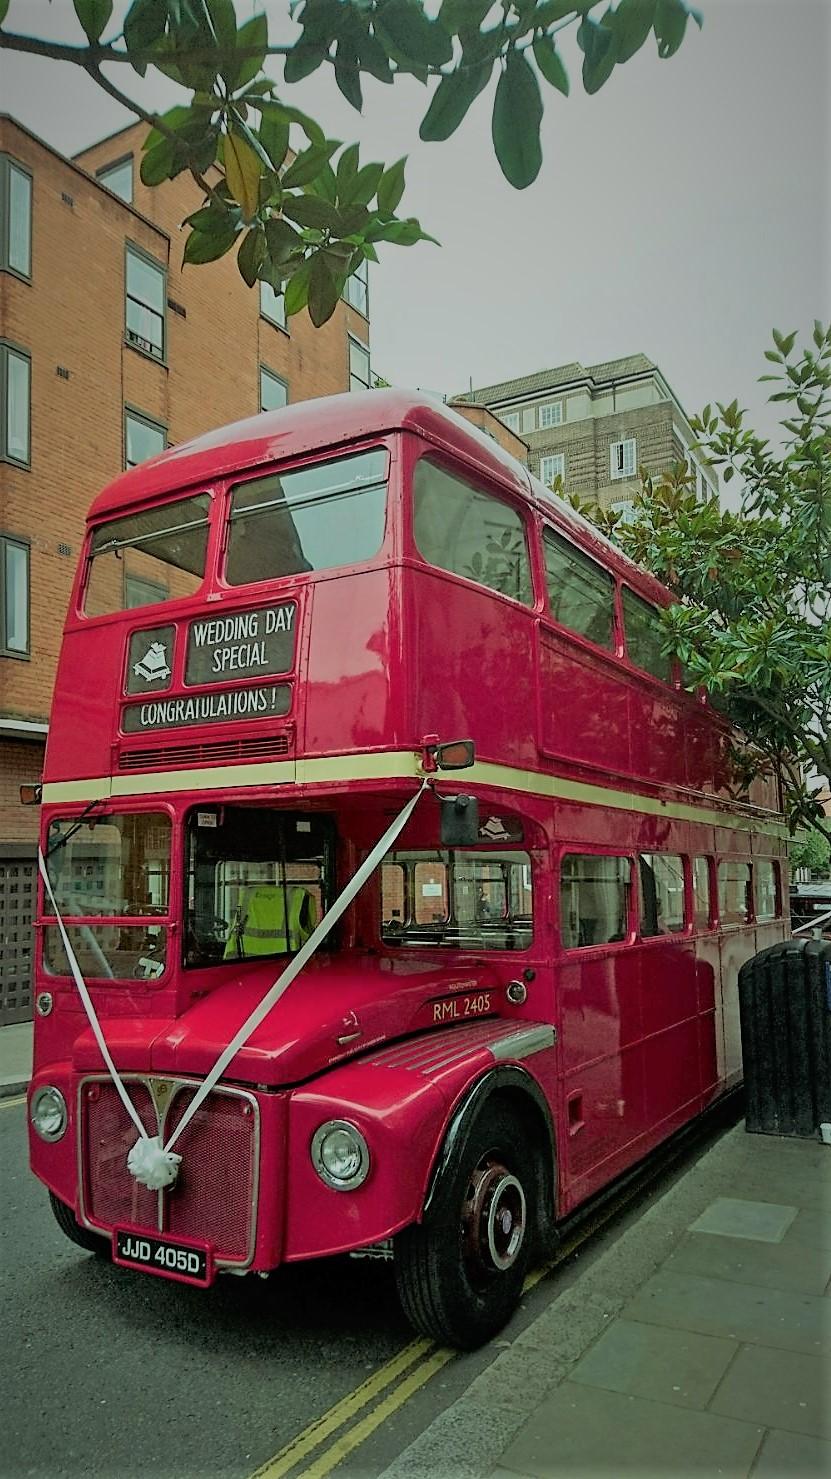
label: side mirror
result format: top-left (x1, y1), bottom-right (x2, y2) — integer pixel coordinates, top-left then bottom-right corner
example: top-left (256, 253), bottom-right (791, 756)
top-left (440, 794), bottom-right (480, 846)
top-left (20, 784), bottom-right (42, 805)
top-left (433, 739), bottom-right (475, 771)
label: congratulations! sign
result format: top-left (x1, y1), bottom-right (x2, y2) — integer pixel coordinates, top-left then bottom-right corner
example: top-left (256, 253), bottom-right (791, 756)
top-left (122, 682), bottom-right (290, 733)
top-left (185, 603), bottom-right (296, 685)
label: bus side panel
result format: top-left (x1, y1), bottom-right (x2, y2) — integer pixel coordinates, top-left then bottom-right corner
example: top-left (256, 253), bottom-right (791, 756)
top-left (303, 568), bottom-right (404, 756)
top-left (46, 627), bottom-right (121, 782)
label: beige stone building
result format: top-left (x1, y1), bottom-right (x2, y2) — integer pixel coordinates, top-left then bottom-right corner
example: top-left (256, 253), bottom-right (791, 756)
top-left (0, 114), bottom-right (370, 1023)
top-left (456, 354), bottom-right (716, 511)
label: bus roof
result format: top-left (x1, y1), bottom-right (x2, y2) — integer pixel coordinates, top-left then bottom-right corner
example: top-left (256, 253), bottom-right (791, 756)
top-left (88, 388), bottom-right (673, 606)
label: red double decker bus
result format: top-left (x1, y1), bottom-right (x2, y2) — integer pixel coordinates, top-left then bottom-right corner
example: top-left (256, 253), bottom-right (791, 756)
top-left (28, 391), bottom-right (788, 1348)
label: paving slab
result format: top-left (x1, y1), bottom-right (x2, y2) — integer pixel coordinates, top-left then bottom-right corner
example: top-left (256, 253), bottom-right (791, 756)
top-left (623, 1270), bottom-right (830, 1354)
top-left (751, 1428), bottom-right (831, 1477)
top-left (665, 1230), bottom-right (831, 1296)
top-left (785, 1207), bottom-right (831, 1253)
top-left (708, 1343), bottom-right (829, 1440)
top-left (687, 1196), bottom-right (797, 1242)
top-left (568, 1317), bottom-right (737, 1410)
top-left (0, 1021), bottom-right (32, 1096)
top-left (499, 1382), bottom-right (765, 1477)
top-left (714, 1168), bottom-right (829, 1211)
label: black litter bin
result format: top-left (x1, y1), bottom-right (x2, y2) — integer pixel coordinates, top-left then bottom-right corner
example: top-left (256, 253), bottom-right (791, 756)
top-left (739, 938), bottom-right (831, 1138)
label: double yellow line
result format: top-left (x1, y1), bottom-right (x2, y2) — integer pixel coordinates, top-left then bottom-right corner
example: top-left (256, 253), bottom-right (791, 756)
top-left (249, 1337), bottom-right (454, 1479)
top-left (0, 1094), bottom-right (27, 1110)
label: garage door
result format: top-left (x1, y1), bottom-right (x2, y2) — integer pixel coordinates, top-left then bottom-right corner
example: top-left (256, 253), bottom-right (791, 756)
top-left (0, 856), bottom-right (35, 1024)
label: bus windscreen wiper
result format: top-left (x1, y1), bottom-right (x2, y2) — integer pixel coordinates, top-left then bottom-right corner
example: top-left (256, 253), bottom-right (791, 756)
top-left (46, 797), bottom-right (109, 859)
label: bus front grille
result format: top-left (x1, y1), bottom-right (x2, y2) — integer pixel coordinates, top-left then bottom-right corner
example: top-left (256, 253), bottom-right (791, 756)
top-left (117, 733), bottom-right (291, 770)
top-left (79, 1077), bottom-right (260, 1266)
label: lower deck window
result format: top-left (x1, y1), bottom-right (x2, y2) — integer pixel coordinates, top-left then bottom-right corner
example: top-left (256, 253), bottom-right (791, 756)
top-left (382, 850), bottom-right (532, 950)
top-left (560, 854), bottom-right (630, 949)
top-left (185, 807), bottom-right (334, 964)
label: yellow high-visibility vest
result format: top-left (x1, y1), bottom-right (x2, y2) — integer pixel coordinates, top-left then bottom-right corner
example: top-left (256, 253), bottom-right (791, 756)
top-left (224, 885), bottom-right (317, 960)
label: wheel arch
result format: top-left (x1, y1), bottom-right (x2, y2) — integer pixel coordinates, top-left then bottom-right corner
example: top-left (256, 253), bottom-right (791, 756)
top-left (423, 1065), bottom-right (557, 1254)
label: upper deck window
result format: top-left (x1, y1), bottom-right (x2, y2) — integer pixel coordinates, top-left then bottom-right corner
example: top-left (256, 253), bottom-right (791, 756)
top-left (225, 448), bottom-right (387, 587)
top-left (413, 458), bottom-right (533, 607)
top-left (543, 528), bottom-right (615, 649)
top-left (85, 493), bottom-right (211, 616)
top-left (622, 587), bottom-right (673, 683)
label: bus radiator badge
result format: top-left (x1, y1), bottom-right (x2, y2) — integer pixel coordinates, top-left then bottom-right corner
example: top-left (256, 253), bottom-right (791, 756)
top-left (134, 641), bottom-right (171, 684)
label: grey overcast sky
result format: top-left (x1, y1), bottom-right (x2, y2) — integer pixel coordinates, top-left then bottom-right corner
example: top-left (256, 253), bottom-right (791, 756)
top-left (2, 0), bottom-right (829, 439)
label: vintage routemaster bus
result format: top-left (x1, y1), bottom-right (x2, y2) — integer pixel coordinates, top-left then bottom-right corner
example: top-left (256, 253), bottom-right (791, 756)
top-left (27, 391), bottom-right (788, 1348)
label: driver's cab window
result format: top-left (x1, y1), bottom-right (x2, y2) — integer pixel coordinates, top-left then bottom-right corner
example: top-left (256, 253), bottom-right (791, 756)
top-left (184, 807), bottom-right (334, 965)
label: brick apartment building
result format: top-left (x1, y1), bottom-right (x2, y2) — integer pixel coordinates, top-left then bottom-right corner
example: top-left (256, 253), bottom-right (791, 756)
top-left (0, 113), bottom-right (371, 1023)
top-left (456, 355), bottom-right (717, 511)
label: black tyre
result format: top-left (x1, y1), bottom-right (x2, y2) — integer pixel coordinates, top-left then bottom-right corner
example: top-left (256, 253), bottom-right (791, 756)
top-left (49, 1191), bottom-right (110, 1257)
top-left (395, 1105), bottom-right (535, 1349)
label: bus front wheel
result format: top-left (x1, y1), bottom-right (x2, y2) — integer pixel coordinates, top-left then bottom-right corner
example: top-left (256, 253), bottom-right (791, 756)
top-left (49, 1192), bottom-right (110, 1257)
top-left (394, 1105), bottom-right (534, 1349)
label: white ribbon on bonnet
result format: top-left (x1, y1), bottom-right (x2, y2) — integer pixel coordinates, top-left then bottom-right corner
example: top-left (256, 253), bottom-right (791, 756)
top-left (38, 777), bottom-right (430, 1192)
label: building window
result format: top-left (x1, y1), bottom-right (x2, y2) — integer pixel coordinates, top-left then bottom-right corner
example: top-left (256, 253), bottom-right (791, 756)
top-left (1, 343), bottom-right (31, 466)
top-left (260, 279), bottom-right (286, 330)
top-left (125, 408), bottom-right (166, 469)
top-left (540, 453), bottom-right (565, 488)
top-left (343, 258), bottom-right (368, 317)
top-left (1, 534), bottom-right (30, 656)
top-left (1, 156), bottom-right (32, 278)
top-left (501, 410), bottom-right (520, 433)
top-left (610, 499), bottom-right (638, 525)
top-left (125, 245), bottom-right (166, 361)
top-left (349, 336), bottom-right (371, 391)
top-left (610, 437), bottom-right (637, 479)
top-left (259, 366), bottom-right (288, 412)
top-left (97, 156), bottom-right (133, 204)
top-left (539, 401), bottom-right (563, 429)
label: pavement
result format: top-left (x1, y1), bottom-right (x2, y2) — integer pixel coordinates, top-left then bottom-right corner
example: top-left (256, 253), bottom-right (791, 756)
top-left (379, 1124), bottom-right (831, 1479)
top-left (0, 1019), bottom-right (32, 1096)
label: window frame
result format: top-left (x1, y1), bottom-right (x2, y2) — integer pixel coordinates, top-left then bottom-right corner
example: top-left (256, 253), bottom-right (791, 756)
top-left (124, 405), bottom-right (166, 470)
top-left (0, 531), bottom-right (30, 659)
top-left (539, 401), bottom-right (563, 429)
top-left (0, 340), bottom-right (31, 468)
top-left (259, 365), bottom-right (289, 413)
top-left (558, 849), bottom-right (635, 953)
top-left (610, 437), bottom-right (637, 480)
top-left (540, 453), bottom-right (566, 487)
top-left (343, 257), bottom-right (368, 318)
top-left (542, 525), bottom-right (616, 652)
top-left (0, 154), bottom-right (33, 280)
top-left (260, 278), bottom-right (287, 331)
top-left (348, 334), bottom-right (371, 391)
top-left (96, 154), bottom-right (133, 205)
top-left (124, 242), bottom-right (167, 363)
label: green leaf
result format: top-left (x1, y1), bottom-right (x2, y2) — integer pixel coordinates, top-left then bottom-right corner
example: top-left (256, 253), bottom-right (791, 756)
top-left (364, 216), bottom-right (436, 245)
top-left (284, 39), bottom-right (329, 83)
top-left (281, 194), bottom-right (342, 230)
top-left (310, 162), bottom-right (338, 203)
top-left (341, 161), bottom-right (385, 207)
top-left (73, 0), bottom-right (113, 43)
top-left (653, 0), bottom-right (689, 58)
top-left (183, 213), bottom-right (240, 265)
top-left (252, 100), bottom-right (325, 147)
top-left (419, 61), bottom-right (493, 142)
top-left (356, 32), bottom-right (394, 83)
top-left (336, 143), bottom-right (361, 194)
top-left (533, 0), bottom-right (579, 23)
top-left (577, 15), bottom-right (616, 93)
top-left (335, 45), bottom-right (363, 110)
top-left (143, 103), bottom-right (192, 152)
top-left (124, 0), bottom-right (167, 73)
top-left (227, 13), bottom-right (269, 90)
top-left (377, 157), bottom-right (407, 214)
top-left (259, 114), bottom-right (290, 171)
top-left (308, 254), bottom-right (340, 327)
top-left (237, 226), bottom-right (266, 287)
top-left (265, 216), bottom-right (303, 262)
top-left (0, 0), bottom-right (9, 25)
top-left (532, 34), bottom-right (569, 95)
top-left (139, 136), bottom-right (176, 185)
top-left (439, 0), bottom-right (492, 31)
top-left (492, 49), bottom-right (543, 189)
top-left (282, 142), bottom-right (339, 190)
top-left (375, 0), bottom-right (454, 67)
top-left (205, 0), bottom-right (237, 49)
top-left (224, 126), bottom-right (263, 221)
top-left (610, 0), bottom-right (655, 63)
top-left (284, 258), bottom-right (313, 317)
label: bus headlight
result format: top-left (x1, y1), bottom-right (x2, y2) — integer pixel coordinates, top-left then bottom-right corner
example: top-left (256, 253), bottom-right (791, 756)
top-left (30, 1086), bottom-right (68, 1142)
top-left (311, 1120), bottom-right (370, 1190)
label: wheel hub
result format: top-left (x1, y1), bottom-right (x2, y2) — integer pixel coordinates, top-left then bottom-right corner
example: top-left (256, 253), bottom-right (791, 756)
top-left (462, 1158), bottom-right (527, 1280)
